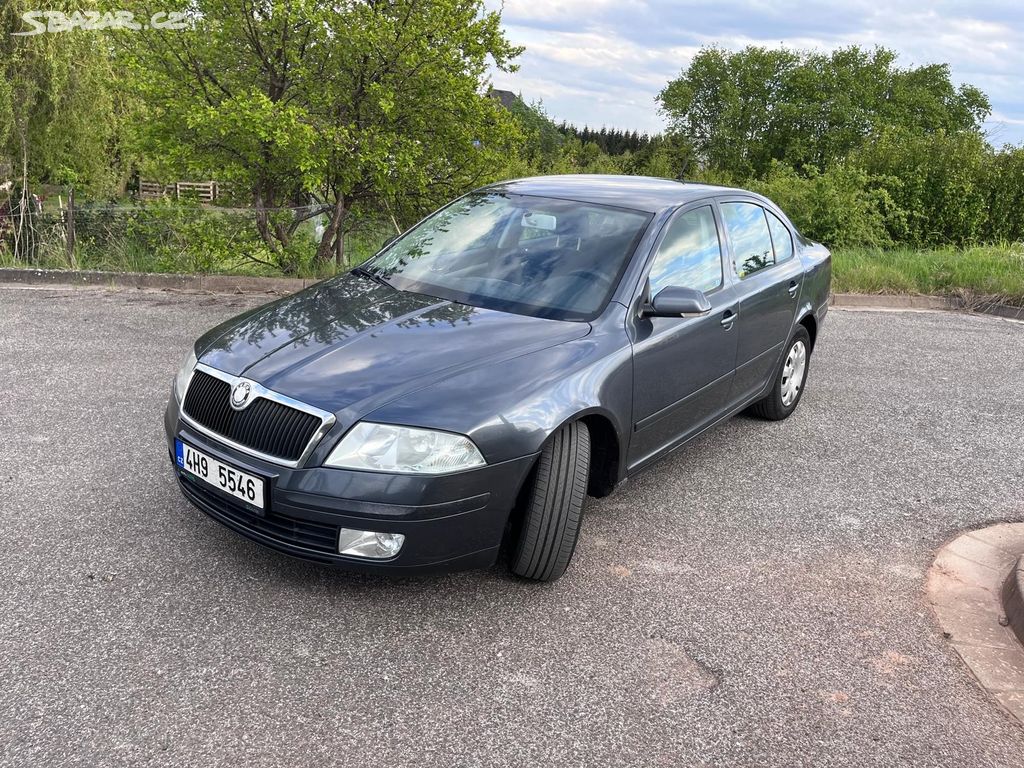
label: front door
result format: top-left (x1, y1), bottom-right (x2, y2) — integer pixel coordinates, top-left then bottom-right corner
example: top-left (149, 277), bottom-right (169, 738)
top-left (627, 203), bottom-right (739, 471)
top-left (718, 200), bottom-right (803, 402)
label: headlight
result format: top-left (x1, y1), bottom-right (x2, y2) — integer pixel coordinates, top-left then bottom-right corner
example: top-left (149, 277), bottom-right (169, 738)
top-left (324, 422), bottom-right (486, 474)
top-left (173, 348), bottom-right (198, 402)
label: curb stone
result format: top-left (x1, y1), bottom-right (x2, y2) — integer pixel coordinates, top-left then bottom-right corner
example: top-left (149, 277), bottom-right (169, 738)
top-left (830, 293), bottom-right (955, 310)
top-left (1, 268), bottom-right (1024, 319)
top-left (1002, 557), bottom-right (1024, 649)
top-left (927, 523), bottom-right (1024, 724)
top-left (830, 291), bottom-right (1024, 320)
top-left (0, 268), bottom-right (308, 295)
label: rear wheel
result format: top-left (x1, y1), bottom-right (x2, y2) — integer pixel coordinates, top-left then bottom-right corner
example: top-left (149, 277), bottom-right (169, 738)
top-left (748, 326), bottom-right (811, 421)
top-left (510, 421), bottom-right (590, 582)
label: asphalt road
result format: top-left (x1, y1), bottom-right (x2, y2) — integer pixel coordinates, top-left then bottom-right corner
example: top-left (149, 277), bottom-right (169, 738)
top-left (2, 285), bottom-right (1024, 767)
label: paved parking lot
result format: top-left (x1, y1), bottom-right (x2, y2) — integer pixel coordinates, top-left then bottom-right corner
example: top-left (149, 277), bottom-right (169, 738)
top-left (2, 285), bottom-right (1024, 767)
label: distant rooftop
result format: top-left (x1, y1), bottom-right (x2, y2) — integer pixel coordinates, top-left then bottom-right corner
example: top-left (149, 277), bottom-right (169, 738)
top-left (488, 89), bottom-right (521, 110)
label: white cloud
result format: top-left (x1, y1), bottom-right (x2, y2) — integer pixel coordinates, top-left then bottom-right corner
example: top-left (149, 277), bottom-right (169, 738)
top-left (485, 0), bottom-right (1024, 143)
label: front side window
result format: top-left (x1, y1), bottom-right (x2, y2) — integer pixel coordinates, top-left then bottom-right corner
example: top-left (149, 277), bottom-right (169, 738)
top-left (366, 193), bottom-right (651, 321)
top-left (721, 202), bottom-right (775, 278)
top-left (648, 205), bottom-right (723, 296)
top-left (766, 210), bottom-right (794, 263)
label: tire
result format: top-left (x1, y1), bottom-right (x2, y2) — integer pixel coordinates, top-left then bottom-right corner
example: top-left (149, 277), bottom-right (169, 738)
top-left (748, 325), bottom-right (812, 421)
top-left (510, 421), bottom-right (591, 582)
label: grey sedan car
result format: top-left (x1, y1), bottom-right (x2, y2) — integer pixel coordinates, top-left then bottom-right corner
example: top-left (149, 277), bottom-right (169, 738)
top-left (167, 175), bottom-right (831, 581)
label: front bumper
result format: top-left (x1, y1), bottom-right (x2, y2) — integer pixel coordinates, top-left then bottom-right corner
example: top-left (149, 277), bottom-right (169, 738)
top-left (165, 396), bottom-right (537, 574)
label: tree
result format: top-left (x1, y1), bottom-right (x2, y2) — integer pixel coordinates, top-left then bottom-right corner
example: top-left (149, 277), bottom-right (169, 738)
top-left (1, 0), bottom-right (121, 195)
top-left (658, 46), bottom-right (991, 177)
top-left (501, 95), bottom-right (564, 169)
top-left (658, 46), bottom-right (799, 177)
top-left (115, 0), bottom-right (522, 270)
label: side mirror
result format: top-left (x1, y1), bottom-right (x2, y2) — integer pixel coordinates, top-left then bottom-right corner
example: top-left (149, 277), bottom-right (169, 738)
top-left (643, 286), bottom-right (712, 318)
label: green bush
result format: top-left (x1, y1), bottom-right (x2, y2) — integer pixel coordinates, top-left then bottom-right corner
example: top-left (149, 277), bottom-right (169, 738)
top-left (853, 128), bottom-right (990, 246)
top-left (8, 199), bottom-right (323, 275)
top-left (124, 201), bottom-right (266, 273)
top-left (983, 146), bottom-right (1024, 243)
top-left (749, 162), bottom-right (901, 247)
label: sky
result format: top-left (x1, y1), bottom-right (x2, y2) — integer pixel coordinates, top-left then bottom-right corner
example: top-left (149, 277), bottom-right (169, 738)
top-left (484, 0), bottom-right (1024, 146)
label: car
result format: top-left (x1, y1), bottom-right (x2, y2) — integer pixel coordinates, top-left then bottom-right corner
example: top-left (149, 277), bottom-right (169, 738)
top-left (166, 175), bottom-right (831, 581)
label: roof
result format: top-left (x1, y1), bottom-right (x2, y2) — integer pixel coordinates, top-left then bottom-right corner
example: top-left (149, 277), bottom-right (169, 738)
top-left (480, 175), bottom-right (747, 214)
top-left (488, 89), bottom-right (521, 110)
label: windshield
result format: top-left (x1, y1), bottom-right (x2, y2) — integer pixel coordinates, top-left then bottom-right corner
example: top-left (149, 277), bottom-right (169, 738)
top-left (363, 192), bottom-right (652, 321)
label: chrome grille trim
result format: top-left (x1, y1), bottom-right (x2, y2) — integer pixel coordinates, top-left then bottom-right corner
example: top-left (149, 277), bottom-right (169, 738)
top-left (178, 362), bottom-right (336, 468)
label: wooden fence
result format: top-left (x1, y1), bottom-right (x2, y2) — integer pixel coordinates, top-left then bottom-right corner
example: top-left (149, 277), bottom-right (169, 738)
top-left (139, 180), bottom-right (220, 202)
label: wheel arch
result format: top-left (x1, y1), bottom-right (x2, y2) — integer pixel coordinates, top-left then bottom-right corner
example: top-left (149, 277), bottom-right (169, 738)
top-left (578, 412), bottom-right (621, 497)
top-left (501, 407), bottom-right (622, 567)
top-left (796, 305), bottom-right (818, 352)
top-left (541, 408), bottom-right (624, 499)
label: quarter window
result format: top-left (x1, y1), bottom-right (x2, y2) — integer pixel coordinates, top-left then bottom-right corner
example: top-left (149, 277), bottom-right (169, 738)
top-left (766, 210), bottom-right (794, 263)
top-left (648, 206), bottom-right (723, 296)
top-left (721, 202), bottom-right (774, 278)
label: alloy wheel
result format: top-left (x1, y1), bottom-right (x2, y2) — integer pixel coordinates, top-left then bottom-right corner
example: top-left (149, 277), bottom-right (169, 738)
top-left (780, 340), bottom-right (807, 407)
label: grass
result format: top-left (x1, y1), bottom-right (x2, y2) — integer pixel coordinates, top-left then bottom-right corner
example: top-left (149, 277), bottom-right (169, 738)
top-left (0, 212), bottom-right (391, 280)
top-left (832, 244), bottom-right (1024, 307)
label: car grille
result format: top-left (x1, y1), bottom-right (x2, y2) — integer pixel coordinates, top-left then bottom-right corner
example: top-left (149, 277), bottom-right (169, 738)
top-left (182, 370), bottom-right (323, 463)
top-left (180, 474), bottom-right (339, 553)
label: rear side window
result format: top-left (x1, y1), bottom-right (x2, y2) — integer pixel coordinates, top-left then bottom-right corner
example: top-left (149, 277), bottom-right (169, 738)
top-left (721, 202), bottom-right (774, 278)
top-left (648, 205), bottom-right (723, 295)
top-left (766, 210), bottom-right (794, 263)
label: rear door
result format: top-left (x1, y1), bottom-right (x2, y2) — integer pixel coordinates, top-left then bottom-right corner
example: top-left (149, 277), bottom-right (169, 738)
top-left (718, 199), bottom-right (803, 402)
top-left (627, 203), bottom-right (739, 470)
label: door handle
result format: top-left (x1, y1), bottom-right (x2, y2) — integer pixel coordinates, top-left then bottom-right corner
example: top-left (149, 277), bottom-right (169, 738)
top-left (788, 280), bottom-right (800, 297)
top-left (720, 309), bottom-right (737, 329)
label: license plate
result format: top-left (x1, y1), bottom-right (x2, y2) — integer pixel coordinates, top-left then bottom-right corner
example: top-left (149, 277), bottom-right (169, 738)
top-left (175, 439), bottom-right (265, 510)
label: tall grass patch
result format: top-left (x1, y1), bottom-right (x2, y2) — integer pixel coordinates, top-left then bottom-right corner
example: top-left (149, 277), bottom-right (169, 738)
top-left (833, 244), bottom-right (1024, 305)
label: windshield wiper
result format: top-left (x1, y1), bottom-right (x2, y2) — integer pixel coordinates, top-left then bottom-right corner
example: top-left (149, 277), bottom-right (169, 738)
top-left (352, 266), bottom-right (394, 290)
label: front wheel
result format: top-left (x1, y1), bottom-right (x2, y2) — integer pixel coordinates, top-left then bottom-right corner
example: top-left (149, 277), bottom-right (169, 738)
top-left (510, 421), bottom-right (590, 582)
top-left (748, 326), bottom-right (811, 421)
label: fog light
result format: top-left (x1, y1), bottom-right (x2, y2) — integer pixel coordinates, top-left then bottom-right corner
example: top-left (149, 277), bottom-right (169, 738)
top-left (337, 528), bottom-right (405, 559)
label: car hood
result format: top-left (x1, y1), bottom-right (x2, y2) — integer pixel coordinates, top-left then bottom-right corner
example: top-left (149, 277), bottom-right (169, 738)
top-left (196, 273), bottom-right (591, 415)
